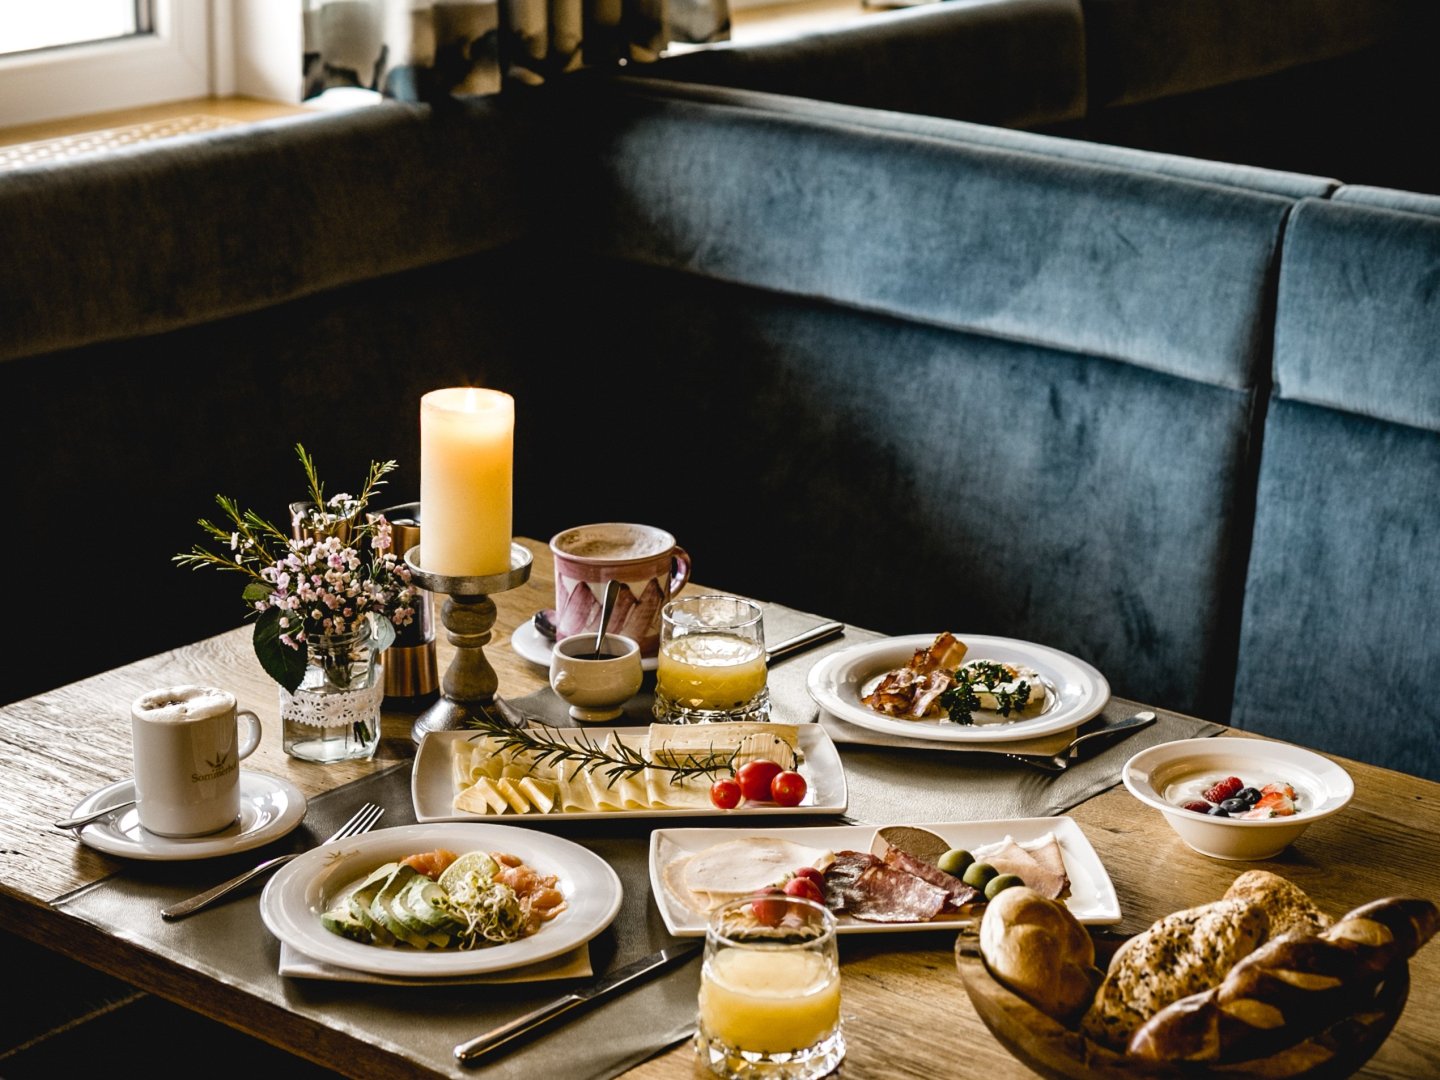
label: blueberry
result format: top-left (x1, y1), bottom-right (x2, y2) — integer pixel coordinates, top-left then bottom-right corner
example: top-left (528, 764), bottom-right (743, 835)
top-left (1238, 787), bottom-right (1262, 805)
top-left (1208, 805), bottom-right (1230, 817)
top-left (1220, 797), bottom-right (1248, 814)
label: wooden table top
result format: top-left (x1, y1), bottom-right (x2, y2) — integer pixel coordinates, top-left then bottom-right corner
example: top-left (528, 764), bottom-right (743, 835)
top-left (2, 535), bottom-right (1438, 1078)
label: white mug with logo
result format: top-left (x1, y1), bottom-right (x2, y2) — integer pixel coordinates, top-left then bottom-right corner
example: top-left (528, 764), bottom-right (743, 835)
top-left (130, 685), bottom-right (262, 837)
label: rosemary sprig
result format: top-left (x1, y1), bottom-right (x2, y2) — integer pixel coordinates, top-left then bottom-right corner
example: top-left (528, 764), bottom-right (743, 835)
top-left (463, 711), bottom-right (742, 787)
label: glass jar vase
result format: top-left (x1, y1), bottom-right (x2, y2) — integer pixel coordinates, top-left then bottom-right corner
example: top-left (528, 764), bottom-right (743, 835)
top-left (280, 621), bottom-right (383, 763)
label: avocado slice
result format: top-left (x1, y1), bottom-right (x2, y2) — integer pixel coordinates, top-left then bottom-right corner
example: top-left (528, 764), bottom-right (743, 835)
top-left (320, 909), bottom-right (371, 943)
top-left (347, 862), bottom-right (401, 947)
top-left (392, 874), bottom-right (457, 947)
top-left (369, 865), bottom-right (436, 949)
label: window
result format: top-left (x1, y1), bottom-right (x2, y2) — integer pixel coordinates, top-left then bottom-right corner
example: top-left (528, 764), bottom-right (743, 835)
top-left (0, 1), bottom-right (150, 56)
top-left (0, 0), bottom-right (209, 128)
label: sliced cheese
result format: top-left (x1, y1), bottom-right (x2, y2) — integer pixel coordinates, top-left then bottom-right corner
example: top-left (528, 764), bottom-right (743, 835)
top-left (455, 776), bottom-right (510, 815)
top-left (494, 777), bottom-right (533, 814)
top-left (518, 776), bottom-right (557, 814)
top-left (645, 722), bottom-right (799, 767)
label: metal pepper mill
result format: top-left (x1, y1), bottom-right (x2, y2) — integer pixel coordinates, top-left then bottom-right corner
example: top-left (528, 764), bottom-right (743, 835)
top-left (371, 502), bottom-right (439, 704)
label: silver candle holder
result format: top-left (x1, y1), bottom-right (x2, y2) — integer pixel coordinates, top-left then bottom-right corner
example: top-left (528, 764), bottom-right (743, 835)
top-left (403, 542), bottom-right (533, 744)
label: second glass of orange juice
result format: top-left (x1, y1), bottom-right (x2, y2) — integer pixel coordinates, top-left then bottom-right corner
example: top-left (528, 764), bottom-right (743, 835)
top-left (653, 595), bottom-right (770, 723)
top-left (696, 895), bottom-right (844, 1079)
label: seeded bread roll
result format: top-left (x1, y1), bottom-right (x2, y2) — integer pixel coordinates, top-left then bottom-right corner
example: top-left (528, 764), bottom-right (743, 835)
top-left (1080, 897), bottom-right (1269, 1049)
top-left (1128, 896), bottom-right (1440, 1063)
top-left (1224, 870), bottom-right (1332, 940)
top-left (979, 886), bottom-right (1101, 1023)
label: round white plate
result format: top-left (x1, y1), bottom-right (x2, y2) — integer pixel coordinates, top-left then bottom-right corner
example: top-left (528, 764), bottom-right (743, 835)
top-left (807, 634), bottom-right (1110, 744)
top-left (70, 770), bottom-right (307, 861)
top-left (260, 821), bottom-right (623, 977)
top-left (511, 617), bottom-right (659, 672)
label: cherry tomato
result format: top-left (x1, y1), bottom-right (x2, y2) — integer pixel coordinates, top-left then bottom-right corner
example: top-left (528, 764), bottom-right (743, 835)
top-left (736, 759), bottom-right (784, 802)
top-left (710, 777), bottom-right (742, 810)
top-left (783, 876), bottom-right (824, 904)
top-left (792, 866), bottom-right (825, 886)
top-left (750, 887), bottom-right (788, 926)
top-left (770, 770), bottom-right (808, 807)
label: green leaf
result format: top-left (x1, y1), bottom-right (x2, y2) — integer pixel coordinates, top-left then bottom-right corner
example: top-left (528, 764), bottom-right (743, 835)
top-left (253, 607), bottom-right (307, 693)
top-left (242, 581), bottom-right (272, 603)
top-left (369, 614), bottom-right (396, 652)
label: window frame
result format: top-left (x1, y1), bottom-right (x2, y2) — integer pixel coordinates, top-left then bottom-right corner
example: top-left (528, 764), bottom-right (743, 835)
top-left (0, 0), bottom-right (211, 128)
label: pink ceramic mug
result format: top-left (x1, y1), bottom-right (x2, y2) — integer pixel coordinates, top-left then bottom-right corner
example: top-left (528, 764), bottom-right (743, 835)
top-left (549, 523), bottom-right (692, 658)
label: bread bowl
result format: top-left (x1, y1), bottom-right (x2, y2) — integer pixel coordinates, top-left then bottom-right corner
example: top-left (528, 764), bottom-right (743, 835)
top-left (955, 923), bottom-right (1409, 1079)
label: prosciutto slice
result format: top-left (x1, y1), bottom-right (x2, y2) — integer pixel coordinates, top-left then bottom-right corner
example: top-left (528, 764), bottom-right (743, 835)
top-left (977, 836), bottom-right (1069, 899)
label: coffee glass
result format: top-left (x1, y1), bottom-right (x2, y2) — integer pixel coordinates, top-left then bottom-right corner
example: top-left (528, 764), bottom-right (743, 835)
top-left (549, 523), bottom-right (691, 659)
top-left (696, 895), bottom-right (844, 1079)
top-left (653, 595), bottom-right (770, 724)
top-left (130, 685), bottom-right (262, 837)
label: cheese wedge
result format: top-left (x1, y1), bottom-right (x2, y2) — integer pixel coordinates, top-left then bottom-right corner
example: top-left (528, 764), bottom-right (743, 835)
top-left (494, 777), bottom-right (533, 814)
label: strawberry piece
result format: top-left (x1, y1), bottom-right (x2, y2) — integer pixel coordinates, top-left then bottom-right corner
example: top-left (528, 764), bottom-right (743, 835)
top-left (1203, 776), bottom-right (1244, 804)
top-left (1261, 782), bottom-right (1296, 800)
top-left (1242, 791), bottom-right (1296, 818)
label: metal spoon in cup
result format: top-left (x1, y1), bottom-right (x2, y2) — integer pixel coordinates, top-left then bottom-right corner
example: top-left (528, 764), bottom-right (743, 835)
top-left (590, 579), bottom-right (622, 660)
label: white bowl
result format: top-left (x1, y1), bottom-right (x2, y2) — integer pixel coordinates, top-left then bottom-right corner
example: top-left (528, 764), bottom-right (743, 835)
top-left (1122, 736), bottom-right (1354, 861)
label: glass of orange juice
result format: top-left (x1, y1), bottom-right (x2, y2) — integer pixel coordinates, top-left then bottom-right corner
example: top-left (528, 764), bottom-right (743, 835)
top-left (653, 595), bottom-right (770, 724)
top-left (696, 895), bottom-right (844, 1079)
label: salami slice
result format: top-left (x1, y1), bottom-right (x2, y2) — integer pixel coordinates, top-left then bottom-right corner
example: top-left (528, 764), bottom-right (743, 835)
top-left (882, 848), bottom-right (980, 911)
top-left (845, 864), bottom-right (950, 923)
top-left (822, 851), bottom-right (879, 912)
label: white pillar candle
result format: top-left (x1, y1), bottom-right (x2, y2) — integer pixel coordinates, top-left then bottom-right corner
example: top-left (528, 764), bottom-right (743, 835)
top-left (419, 387), bottom-right (514, 577)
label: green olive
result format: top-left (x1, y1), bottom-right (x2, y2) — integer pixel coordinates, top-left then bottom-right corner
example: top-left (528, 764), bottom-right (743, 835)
top-left (961, 861), bottom-right (997, 889)
top-left (936, 848), bottom-right (974, 877)
top-left (984, 872), bottom-right (1025, 900)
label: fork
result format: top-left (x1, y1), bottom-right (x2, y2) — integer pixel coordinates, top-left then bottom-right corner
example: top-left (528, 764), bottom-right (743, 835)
top-left (160, 802), bottom-right (385, 920)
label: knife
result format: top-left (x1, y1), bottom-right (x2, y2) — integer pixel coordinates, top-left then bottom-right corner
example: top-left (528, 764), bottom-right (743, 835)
top-left (454, 940), bottom-right (703, 1064)
top-left (765, 621), bottom-right (845, 665)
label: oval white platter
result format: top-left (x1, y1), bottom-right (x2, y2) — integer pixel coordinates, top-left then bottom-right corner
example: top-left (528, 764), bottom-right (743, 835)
top-left (807, 633), bottom-right (1109, 744)
top-left (260, 822), bottom-right (623, 977)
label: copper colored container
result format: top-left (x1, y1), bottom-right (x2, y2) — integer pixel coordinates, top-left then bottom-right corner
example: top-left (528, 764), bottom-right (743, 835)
top-left (372, 502), bottom-right (438, 701)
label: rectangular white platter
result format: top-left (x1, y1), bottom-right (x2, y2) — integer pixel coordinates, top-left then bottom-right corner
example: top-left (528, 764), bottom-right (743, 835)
top-left (412, 725), bottom-right (849, 823)
top-left (650, 815), bottom-right (1120, 936)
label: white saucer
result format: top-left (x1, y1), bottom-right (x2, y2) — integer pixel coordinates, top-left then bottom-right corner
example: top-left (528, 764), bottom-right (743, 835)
top-left (511, 618), bottom-right (659, 672)
top-left (69, 770), bottom-right (308, 861)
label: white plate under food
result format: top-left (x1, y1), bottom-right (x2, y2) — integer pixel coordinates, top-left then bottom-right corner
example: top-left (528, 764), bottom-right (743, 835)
top-left (807, 633), bottom-right (1109, 744)
top-left (511, 618), bottom-right (659, 672)
top-left (69, 770), bottom-right (307, 861)
top-left (413, 726), bottom-right (848, 822)
top-left (260, 822), bottom-right (623, 977)
top-left (650, 816), bottom-right (1119, 936)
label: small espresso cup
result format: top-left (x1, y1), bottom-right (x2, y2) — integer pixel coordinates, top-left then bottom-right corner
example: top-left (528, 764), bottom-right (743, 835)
top-left (130, 685), bottom-right (262, 837)
top-left (550, 523), bottom-right (692, 658)
top-left (550, 633), bottom-right (645, 722)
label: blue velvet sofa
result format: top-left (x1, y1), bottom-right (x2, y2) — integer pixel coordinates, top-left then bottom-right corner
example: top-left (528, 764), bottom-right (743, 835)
top-left (1, 47), bottom-right (1435, 779)
top-left (644, 0), bottom-right (1440, 196)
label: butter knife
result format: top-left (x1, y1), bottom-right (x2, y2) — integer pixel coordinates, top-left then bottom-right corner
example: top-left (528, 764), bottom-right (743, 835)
top-left (766, 621), bottom-right (845, 665)
top-left (454, 940), bottom-right (703, 1064)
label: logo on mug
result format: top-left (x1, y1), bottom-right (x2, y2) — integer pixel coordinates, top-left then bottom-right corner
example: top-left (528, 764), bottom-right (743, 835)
top-left (192, 751), bottom-right (236, 784)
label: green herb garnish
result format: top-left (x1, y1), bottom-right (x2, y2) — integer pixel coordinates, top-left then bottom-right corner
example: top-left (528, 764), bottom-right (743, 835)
top-left (464, 710), bottom-right (743, 787)
top-left (938, 662), bottom-right (1032, 724)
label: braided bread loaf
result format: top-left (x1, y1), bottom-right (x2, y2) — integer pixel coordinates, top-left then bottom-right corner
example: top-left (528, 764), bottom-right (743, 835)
top-left (1127, 897), bottom-right (1440, 1063)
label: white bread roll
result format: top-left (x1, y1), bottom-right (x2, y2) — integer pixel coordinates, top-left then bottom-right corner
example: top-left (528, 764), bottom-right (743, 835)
top-left (979, 885), bottom-right (1100, 1023)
